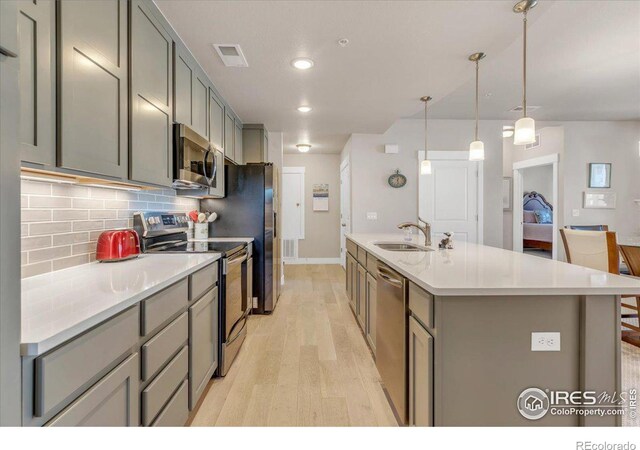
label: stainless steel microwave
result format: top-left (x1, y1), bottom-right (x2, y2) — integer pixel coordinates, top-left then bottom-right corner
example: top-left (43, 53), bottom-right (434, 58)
top-left (173, 123), bottom-right (225, 198)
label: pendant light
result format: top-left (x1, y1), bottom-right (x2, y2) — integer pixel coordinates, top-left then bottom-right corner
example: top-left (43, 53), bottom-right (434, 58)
top-left (420, 96), bottom-right (432, 175)
top-left (513, 0), bottom-right (537, 145)
top-left (468, 52), bottom-right (486, 161)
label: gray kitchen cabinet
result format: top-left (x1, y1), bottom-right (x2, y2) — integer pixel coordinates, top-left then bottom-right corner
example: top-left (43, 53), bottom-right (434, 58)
top-left (408, 316), bottom-right (433, 427)
top-left (173, 41), bottom-right (208, 139)
top-left (47, 353), bottom-right (139, 427)
top-left (188, 286), bottom-right (218, 410)
top-left (17, 0), bottom-right (55, 166)
top-left (346, 253), bottom-right (357, 314)
top-left (234, 121), bottom-right (243, 164)
top-left (224, 109), bottom-right (235, 162)
top-left (209, 88), bottom-right (224, 150)
top-left (366, 273), bottom-right (377, 355)
top-left (242, 124), bottom-right (270, 163)
top-left (357, 263), bottom-right (367, 329)
top-left (57, 0), bottom-right (128, 179)
top-left (130, 0), bottom-right (173, 186)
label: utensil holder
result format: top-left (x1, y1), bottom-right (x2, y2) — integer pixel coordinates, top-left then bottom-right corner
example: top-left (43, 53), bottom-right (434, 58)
top-left (194, 222), bottom-right (208, 240)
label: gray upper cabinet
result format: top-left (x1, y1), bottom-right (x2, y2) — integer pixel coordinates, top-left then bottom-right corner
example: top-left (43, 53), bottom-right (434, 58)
top-left (242, 124), bottom-right (269, 163)
top-left (234, 121), bottom-right (243, 165)
top-left (224, 109), bottom-right (235, 162)
top-left (173, 41), bottom-right (208, 139)
top-left (57, 0), bottom-right (128, 179)
top-left (47, 353), bottom-right (139, 427)
top-left (209, 88), bottom-right (224, 151)
top-left (130, 0), bottom-right (173, 187)
top-left (18, 0), bottom-right (55, 166)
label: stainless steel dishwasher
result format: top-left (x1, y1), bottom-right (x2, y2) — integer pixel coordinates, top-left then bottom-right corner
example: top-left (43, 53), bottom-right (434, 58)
top-left (376, 262), bottom-right (408, 425)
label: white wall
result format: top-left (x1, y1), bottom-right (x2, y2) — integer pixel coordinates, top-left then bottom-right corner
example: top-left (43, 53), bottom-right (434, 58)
top-left (522, 165), bottom-right (553, 200)
top-left (341, 118), bottom-right (504, 248)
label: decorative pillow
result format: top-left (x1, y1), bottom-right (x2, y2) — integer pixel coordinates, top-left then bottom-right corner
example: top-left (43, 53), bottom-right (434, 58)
top-left (534, 209), bottom-right (553, 224)
top-left (523, 211), bottom-right (537, 223)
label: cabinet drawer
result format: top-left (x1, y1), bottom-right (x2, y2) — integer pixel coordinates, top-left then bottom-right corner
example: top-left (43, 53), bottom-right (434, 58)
top-left (190, 262), bottom-right (218, 301)
top-left (142, 346), bottom-right (188, 426)
top-left (346, 239), bottom-right (357, 257)
top-left (141, 278), bottom-right (188, 336)
top-left (409, 282), bottom-right (434, 330)
top-left (366, 253), bottom-right (379, 276)
top-left (46, 353), bottom-right (139, 427)
top-left (152, 380), bottom-right (189, 427)
top-left (35, 306), bottom-right (139, 418)
top-left (357, 246), bottom-right (367, 266)
top-left (142, 312), bottom-right (188, 381)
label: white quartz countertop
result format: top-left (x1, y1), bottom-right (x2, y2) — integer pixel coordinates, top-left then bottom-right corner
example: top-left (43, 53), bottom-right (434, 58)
top-left (347, 233), bottom-right (640, 297)
top-left (189, 237), bottom-right (255, 243)
top-left (21, 253), bottom-right (220, 356)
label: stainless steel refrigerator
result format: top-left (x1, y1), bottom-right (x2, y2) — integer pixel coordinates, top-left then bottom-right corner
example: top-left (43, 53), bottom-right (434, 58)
top-left (201, 163), bottom-right (281, 314)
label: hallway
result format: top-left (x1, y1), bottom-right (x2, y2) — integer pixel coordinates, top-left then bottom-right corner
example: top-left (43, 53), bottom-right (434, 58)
top-left (191, 264), bottom-right (398, 426)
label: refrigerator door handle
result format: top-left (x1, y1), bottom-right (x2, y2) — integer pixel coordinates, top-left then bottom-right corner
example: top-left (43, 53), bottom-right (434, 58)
top-left (273, 212), bottom-right (277, 238)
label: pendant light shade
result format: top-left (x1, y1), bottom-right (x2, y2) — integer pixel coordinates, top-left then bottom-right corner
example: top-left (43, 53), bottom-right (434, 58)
top-left (468, 52), bottom-right (486, 161)
top-left (513, 117), bottom-right (536, 145)
top-left (420, 96), bottom-right (432, 174)
top-left (513, 0), bottom-right (537, 145)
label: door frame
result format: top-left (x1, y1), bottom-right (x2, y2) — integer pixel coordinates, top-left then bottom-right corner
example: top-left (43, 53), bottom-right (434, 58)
top-left (282, 166), bottom-right (305, 240)
top-left (340, 158), bottom-right (351, 268)
top-left (417, 150), bottom-right (484, 245)
top-left (512, 153), bottom-right (559, 260)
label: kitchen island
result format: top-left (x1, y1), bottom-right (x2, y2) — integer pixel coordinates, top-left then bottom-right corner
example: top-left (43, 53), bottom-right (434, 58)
top-left (345, 233), bottom-right (640, 427)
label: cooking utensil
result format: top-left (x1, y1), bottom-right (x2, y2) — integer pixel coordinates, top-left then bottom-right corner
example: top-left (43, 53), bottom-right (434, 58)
top-left (208, 212), bottom-right (218, 223)
top-left (198, 212), bottom-right (206, 223)
top-left (188, 210), bottom-right (199, 222)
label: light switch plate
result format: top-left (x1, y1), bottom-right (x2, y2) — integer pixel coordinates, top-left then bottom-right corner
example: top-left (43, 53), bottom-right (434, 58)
top-left (572, 209), bottom-right (580, 217)
top-left (531, 332), bottom-right (561, 351)
top-left (366, 212), bottom-right (378, 220)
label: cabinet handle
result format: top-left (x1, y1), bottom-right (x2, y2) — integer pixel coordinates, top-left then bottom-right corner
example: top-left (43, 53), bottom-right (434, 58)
top-left (0, 45), bottom-right (18, 58)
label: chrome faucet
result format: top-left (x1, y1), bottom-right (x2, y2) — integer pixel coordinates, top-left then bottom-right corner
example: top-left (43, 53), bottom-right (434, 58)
top-left (397, 218), bottom-right (432, 247)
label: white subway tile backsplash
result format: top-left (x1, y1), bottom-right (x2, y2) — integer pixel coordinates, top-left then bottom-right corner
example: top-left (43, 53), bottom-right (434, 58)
top-left (20, 179), bottom-right (198, 277)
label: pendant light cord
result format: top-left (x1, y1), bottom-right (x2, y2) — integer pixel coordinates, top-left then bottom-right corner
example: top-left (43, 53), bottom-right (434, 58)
top-left (475, 60), bottom-right (479, 141)
top-left (522, 11), bottom-right (528, 118)
top-left (424, 99), bottom-right (428, 161)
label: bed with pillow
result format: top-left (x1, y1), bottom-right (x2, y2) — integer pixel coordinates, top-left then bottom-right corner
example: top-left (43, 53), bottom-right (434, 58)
top-left (522, 191), bottom-right (553, 251)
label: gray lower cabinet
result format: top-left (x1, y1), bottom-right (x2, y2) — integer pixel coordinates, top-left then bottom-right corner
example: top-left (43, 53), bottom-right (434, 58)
top-left (151, 379), bottom-right (189, 427)
top-left (130, 0), bottom-right (173, 186)
top-left (17, 0), bottom-right (55, 166)
top-left (366, 273), bottom-right (377, 354)
top-left (357, 263), bottom-right (367, 328)
top-left (188, 287), bottom-right (219, 410)
top-left (224, 109), bottom-right (235, 162)
top-left (47, 353), bottom-right (139, 427)
top-left (346, 253), bottom-right (357, 313)
top-left (209, 88), bottom-right (224, 150)
top-left (408, 316), bottom-right (433, 427)
top-left (57, 0), bottom-right (128, 179)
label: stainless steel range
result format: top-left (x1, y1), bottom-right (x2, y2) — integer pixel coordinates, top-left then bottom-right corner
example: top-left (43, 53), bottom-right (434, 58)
top-left (133, 211), bottom-right (252, 376)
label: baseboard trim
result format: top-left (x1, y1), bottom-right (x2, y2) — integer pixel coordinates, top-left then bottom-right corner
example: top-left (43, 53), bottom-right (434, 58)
top-left (284, 258), bottom-right (342, 265)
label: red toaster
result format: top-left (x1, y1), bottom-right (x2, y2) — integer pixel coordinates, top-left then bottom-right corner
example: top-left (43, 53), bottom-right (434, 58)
top-left (96, 229), bottom-right (141, 262)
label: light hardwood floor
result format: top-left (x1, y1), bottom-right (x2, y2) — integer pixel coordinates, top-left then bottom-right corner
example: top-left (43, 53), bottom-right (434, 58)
top-left (191, 264), bottom-right (398, 427)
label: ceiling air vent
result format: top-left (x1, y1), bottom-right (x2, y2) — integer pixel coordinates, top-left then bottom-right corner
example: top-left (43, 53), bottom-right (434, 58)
top-left (213, 44), bottom-right (248, 67)
top-left (509, 105), bottom-right (541, 112)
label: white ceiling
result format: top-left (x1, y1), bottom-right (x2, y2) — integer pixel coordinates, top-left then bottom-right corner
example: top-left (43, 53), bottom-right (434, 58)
top-left (155, 1), bottom-right (640, 154)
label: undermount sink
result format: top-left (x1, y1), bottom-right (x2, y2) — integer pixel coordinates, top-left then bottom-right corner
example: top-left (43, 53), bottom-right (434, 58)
top-left (374, 242), bottom-right (433, 252)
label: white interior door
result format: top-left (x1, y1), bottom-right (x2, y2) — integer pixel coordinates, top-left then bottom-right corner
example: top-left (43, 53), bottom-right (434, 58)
top-left (419, 151), bottom-right (481, 244)
top-left (340, 160), bottom-right (350, 268)
top-left (282, 168), bottom-right (305, 241)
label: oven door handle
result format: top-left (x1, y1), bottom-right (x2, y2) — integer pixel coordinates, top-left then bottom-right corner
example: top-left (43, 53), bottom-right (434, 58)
top-left (223, 248), bottom-right (248, 275)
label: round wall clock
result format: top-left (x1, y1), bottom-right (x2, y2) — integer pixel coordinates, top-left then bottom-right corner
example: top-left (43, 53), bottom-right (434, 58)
top-left (388, 169), bottom-right (407, 188)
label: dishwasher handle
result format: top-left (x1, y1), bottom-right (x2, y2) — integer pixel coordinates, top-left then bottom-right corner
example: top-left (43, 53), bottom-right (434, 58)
top-left (377, 264), bottom-right (404, 288)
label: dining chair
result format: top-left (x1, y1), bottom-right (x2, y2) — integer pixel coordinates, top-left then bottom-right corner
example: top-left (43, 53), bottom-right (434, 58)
top-left (559, 229), bottom-right (619, 273)
top-left (618, 245), bottom-right (640, 345)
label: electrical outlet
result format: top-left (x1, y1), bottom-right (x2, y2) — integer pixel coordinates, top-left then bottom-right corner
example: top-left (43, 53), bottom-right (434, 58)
top-left (252, 297), bottom-right (258, 309)
top-left (572, 209), bottom-right (580, 217)
top-left (531, 332), bottom-right (561, 351)
top-left (366, 212), bottom-right (378, 221)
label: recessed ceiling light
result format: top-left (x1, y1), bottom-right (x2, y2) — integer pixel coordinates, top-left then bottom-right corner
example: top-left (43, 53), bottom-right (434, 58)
top-left (296, 144), bottom-right (311, 153)
top-left (291, 58), bottom-right (314, 70)
top-left (502, 126), bottom-right (515, 138)
top-left (297, 106), bottom-right (312, 113)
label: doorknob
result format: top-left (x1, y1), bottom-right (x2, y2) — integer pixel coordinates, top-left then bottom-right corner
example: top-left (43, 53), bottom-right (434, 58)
top-left (341, 223), bottom-right (346, 227)
top-left (296, 203), bottom-right (300, 207)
